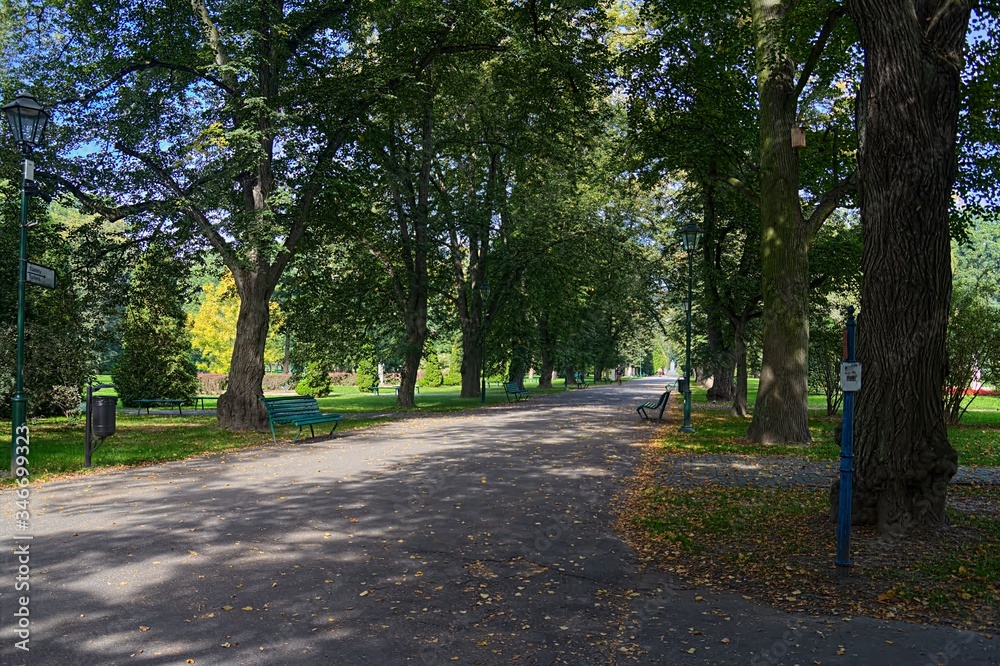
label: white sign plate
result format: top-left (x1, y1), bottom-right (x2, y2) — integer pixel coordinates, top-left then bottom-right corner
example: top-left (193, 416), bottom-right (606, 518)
top-left (26, 262), bottom-right (56, 289)
top-left (840, 362), bottom-right (861, 392)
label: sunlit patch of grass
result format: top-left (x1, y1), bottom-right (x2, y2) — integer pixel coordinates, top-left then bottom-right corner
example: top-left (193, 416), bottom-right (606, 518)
top-left (656, 410), bottom-right (841, 460)
top-left (3, 414), bottom-right (390, 484)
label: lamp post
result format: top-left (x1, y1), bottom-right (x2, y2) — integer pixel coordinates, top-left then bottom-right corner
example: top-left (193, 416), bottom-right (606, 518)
top-left (3, 93), bottom-right (51, 474)
top-left (678, 221), bottom-right (702, 434)
top-left (479, 283), bottom-right (490, 404)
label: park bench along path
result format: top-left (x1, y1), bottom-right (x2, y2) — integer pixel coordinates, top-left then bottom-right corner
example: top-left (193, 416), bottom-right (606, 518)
top-left (3, 378), bottom-right (996, 664)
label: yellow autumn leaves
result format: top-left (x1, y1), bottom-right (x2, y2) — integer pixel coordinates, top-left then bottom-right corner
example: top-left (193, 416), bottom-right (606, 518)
top-left (188, 271), bottom-right (285, 373)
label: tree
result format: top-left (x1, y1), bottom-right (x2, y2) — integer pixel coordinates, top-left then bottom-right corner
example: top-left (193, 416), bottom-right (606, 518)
top-left (421, 349), bottom-right (443, 388)
top-left (294, 361), bottom-right (331, 399)
top-left (847, 0), bottom-right (971, 532)
top-left (744, 0), bottom-right (859, 443)
top-left (626, 0), bottom-right (858, 430)
top-left (189, 276), bottom-right (239, 374)
top-left (943, 283), bottom-right (1000, 425)
top-left (355, 354), bottom-right (378, 394)
top-left (13, 0), bottom-right (403, 430)
top-left (112, 247), bottom-right (198, 407)
top-left (190, 272), bottom-right (284, 374)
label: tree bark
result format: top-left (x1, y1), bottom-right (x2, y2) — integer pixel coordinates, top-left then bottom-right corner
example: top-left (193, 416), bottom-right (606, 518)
top-left (282, 330), bottom-right (290, 374)
top-left (746, 0), bottom-right (811, 444)
top-left (217, 269), bottom-right (276, 430)
top-left (706, 308), bottom-right (736, 401)
top-left (731, 317), bottom-right (751, 417)
top-left (537, 317), bottom-right (555, 389)
top-left (845, 0), bottom-right (968, 533)
top-left (461, 325), bottom-right (484, 399)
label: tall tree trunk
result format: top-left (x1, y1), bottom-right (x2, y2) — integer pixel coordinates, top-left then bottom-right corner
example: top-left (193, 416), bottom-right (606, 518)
top-left (282, 330), bottom-right (290, 374)
top-left (845, 0), bottom-right (968, 533)
top-left (509, 341), bottom-right (528, 390)
top-left (746, 0), bottom-right (811, 444)
top-left (398, 333), bottom-right (424, 409)
top-left (537, 318), bottom-right (555, 389)
top-left (461, 325), bottom-right (483, 399)
top-left (218, 269), bottom-right (275, 430)
top-left (706, 308), bottom-right (736, 401)
top-left (564, 364), bottom-right (575, 389)
top-left (731, 317), bottom-right (750, 417)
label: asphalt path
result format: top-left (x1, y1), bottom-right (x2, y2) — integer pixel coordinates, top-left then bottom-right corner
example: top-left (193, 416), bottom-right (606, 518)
top-left (0, 378), bottom-right (996, 665)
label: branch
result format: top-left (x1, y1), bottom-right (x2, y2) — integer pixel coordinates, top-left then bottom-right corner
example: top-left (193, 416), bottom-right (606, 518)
top-left (710, 174), bottom-right (760, 208)
top-left (115, 143), bottom-right (237, 265)
top-left (925, 0), bottom-right (966, 39)
top-left (37, 171), bottom-right (168, 222)
top-left (805, 169), bottom-right (857, 240)
top-left (54, 59), bottom-right (235, 107)
top-left (794, 6), bottom-right (847, 100)
top-left (286, 0), bottom-right (352, 54)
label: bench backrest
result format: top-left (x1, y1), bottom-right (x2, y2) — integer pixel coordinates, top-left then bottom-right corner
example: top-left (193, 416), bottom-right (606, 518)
top-left (504, 382), bottom-right (524, 392)
top-left (260, 396), bottom-right (321, 424)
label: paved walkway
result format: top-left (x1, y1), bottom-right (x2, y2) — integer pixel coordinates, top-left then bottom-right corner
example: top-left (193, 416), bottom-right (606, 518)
top-left (0, 379), bottom-right (996, 665)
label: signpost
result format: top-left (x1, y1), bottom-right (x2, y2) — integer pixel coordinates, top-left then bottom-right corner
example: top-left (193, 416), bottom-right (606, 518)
top-left (836, 306), bottom-right (859, 578)
top-left (25, 262), bottom-right (55, 289)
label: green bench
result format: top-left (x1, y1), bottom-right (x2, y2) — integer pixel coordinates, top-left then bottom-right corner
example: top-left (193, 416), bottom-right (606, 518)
top-left (637, 390), bottom-right (672, 421)
top-left (260, 396), bottom-right (343, 444)
top-left (368, 385), bottom-right (418, 395)
top-left (503, 382), bottom-right (530, 402)
top-left (134, 398), bottom-right (186, 416)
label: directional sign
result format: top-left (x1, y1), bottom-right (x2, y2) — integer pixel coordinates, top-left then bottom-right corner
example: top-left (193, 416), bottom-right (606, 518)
top-left (25, 262), bottom-right (56, 289)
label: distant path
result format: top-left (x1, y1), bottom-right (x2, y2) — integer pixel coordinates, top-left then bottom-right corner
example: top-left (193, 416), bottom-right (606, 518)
top-left (1, 378), bottom-right (995, 665)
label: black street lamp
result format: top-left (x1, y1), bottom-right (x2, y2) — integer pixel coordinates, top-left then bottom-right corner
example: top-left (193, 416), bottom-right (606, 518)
top-left (3, 93), bottom-right (51, 474)
top-left (678, 221), bottom-right (702, 434)
top-left (479, 283), bottom-right (490, 404)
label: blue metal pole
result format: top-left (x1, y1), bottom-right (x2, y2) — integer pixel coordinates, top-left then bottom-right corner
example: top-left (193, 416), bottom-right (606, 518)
top-left (835, 306), bottom-right (857, 577)
top-left (11, 156), bottom-right (30, 475)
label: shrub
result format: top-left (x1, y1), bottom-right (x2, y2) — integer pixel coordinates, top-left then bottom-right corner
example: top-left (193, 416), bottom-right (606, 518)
top-left (262, 373), bottom-right (294, 391)
top-left (329, 372), bottom-right (356, 386)
top-left (198, 373), bottom-right (228, 395)
top-left (294, 362), bottom-right (331, 398)
top-left (355, 356), bottom-right (378, 392)
top-left (422, 351), bottom-right (443, 387)
top-left (50, 385), bottom-right (84, 420)
top-left (444, 337), bottom-right (463, 385)
top-left (113, 247), bottom-right (199, 407)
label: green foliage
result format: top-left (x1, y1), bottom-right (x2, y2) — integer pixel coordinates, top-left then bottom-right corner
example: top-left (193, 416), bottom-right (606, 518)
top-left (808, 310), bottom-right (845, 416)
top-left (945, 282), bottom-right (1000, 424)
top-left (444, 338), bottom-right (463, 385)
top-left (421, 350), bottom-right (443, 387)
top-left (355, 355), bottom-right (378, 392)
top-left (0, 196), bottom-right (93, 418)
top-left (112, 248), bottom-right (198, 407)
top-left (294, 361), bottom-right (331, 398)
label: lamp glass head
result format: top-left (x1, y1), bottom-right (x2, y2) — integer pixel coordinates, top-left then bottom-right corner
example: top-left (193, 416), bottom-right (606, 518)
top-left (679, 222), bottom-right (702, 252)
top-left (3, 93), bottom-right (50, 151)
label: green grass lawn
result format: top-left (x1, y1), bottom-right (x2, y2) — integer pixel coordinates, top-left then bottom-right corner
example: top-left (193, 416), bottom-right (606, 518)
top-left (8, 413), bottom-right (390, 483)
top-left (664, 408), bottom-right (1000, 466)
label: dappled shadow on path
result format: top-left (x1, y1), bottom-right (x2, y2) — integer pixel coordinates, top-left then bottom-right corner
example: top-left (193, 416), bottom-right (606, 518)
top-left (1, 380), bottom-right (669, 665)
